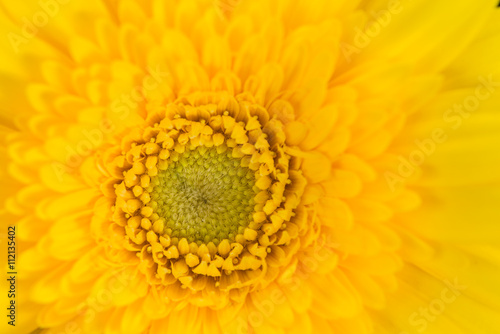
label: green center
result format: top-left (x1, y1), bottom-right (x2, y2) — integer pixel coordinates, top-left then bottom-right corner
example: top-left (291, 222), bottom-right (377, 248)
top-left (150, 146), bottom-right (256, 245)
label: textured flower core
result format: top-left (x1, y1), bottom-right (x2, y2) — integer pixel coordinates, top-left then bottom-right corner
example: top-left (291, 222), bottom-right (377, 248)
top-left (150, 146), bottom-right (256, 245)
top-left (105, 94), bottom-right (307, 302)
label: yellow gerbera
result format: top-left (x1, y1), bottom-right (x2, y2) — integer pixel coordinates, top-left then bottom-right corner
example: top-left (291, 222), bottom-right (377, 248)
top-left (1, 0), bottom-right (500, 333)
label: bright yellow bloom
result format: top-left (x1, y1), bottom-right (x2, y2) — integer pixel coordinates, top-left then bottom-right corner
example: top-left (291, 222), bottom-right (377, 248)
top-left (1, 0), bottom-right (500, 333)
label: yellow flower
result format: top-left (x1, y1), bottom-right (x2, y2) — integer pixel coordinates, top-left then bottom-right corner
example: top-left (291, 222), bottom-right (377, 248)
top-left (1, 0), bottom-right (500, 333)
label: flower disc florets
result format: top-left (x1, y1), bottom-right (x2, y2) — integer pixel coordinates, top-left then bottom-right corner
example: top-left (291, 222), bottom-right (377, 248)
top-left (104, 93), bottom-right (306, 304)
top-left (152, 146), bottom-right (256, 245)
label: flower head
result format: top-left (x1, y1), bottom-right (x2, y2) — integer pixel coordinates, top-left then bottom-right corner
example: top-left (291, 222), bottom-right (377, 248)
top-left (1, 0), bottom-right (500, 334)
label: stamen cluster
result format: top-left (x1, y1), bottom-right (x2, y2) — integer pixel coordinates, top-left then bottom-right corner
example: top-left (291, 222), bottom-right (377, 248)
top-left (105, 94), bottom-right (306, 305)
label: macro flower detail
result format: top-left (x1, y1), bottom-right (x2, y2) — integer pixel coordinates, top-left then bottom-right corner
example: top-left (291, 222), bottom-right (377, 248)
top-left (1, 0), bottom-right (500, 334)
top-left (100, 94), bottom-right (307, 300)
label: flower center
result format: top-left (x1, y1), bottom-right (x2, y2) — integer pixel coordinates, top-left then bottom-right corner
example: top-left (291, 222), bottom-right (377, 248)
top-left (103, 93), bottom-right (307, 305)
top-left (150, 146), bottom-right (255, 245)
